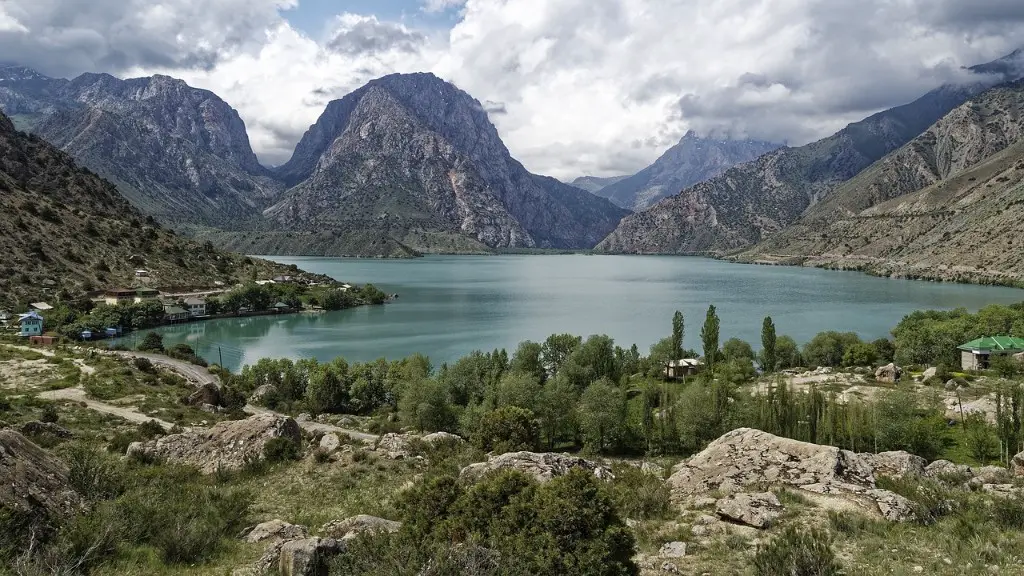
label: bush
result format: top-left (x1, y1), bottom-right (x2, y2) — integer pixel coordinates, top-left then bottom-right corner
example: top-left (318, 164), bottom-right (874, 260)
top-left (753, 526), bottom-right (841, 576)
top-left (471, 406), bottom-right (540, 453)
top-left (876, 476), bottom-right (961, 525)
top-left (263, 437), bottom-right (300, 463)
top-left (992, 496), bottom-right (1024, 529)
top-left (40, 404), bottom-right (59, 423)
top-left (133, 357), bottom-right (155, 373)
top-left (606, 465), bottom-right (670, 520)
top-left (138, 419), bottom-right (166, 440)
top-left (64, 445), bottom-right (127, 503)
top-left (138, 332), bottom-right (164, 353)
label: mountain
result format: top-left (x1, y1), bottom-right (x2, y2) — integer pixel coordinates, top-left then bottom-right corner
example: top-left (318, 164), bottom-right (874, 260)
top-left (595, 50), bottom-right (1024, 255)
top-left (0, 110), bottom-right (324, 308)
top-left (596, 132), bottom-right (781, 211)
top-left (569, 175), bottom-right (629, 194)
top-left (257, 73), bottom-right (628, 256)
top-left (732, 80), bottom-right (1024, 284)
top-left (0, 68), bottom-right (280, 230)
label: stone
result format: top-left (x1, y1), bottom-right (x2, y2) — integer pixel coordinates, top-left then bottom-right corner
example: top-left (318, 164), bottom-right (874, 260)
top-left (875, 363), bottom-right (903, 383)
top-left (692, 497), bottom-right (718, 509)
top-left (981, 484), bottom-right (1024, 498)
top-left (945, 380), bottom-right (959, 391)
top-left (641, 461), bottom-right (666, 477)
top-left (279, 537), bottom-right (344, 576)
top-left (19, 420), bottom-right (73, 438)
top-left (296, 413), bottom-right (312, 423)
top-left (421, 431), bottom-right (465, 445)
top-left (970, 466), bottom-right (1010, 487)
top-left (0, 430), bottom-right (81, 518)
top-left (376, 433), bottom-right (413, 459)
top-left (1012, 450), bottom-right (1024, 476)
top-left (460, 451), bottom-right (614, 483)
top-left (859, 451), bottom-right (926, 479)
top-left (922, 367), bottom-right (937, 381)
top-left (244, 519), bottom-right (309, 544)
top-left (661, 561), bottom-right (679, 573)
top-left (667, 428), bottom-right (915, 522)
top-left (320, 515), bottom-right (401, 540)
top-left (925, 460), bottom-right (974, 481)
top-left (867, 489), bottom-right (918, 522)
top-left (250, 384), bottom-right (278, 405)
top-left (187, 382), bottom-right (221, 407)
top-left (319, 433), bottom-right (341, 453)
top-left (125, 413), bottom-right (301, 474)
top-left (659, 541), bottom-right (687, 558)
top-left (715, 492), bottom-right (782, 529)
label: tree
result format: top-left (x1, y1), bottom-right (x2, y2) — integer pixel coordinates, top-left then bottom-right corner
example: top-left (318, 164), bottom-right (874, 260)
top-left (775, 336), bottom-right (802, 369)
top-left (305, 360), bottom-right (350, 415)
top-left (671, 311), bottom-right (684, 361)
top-left (842, 342), bottom-right (878, 367)
top-left (399, 379), bottom-right (456, 433)
top-left (802, 331), bottom-right (862, 368)
top-left (578, 379), bottom-right (626, 453)
top-left (560, 335), bottom-right (620, 390)
top-left (872, 338), bottom-right (895, 364)
top-left (472, 406), bottom-right (540, 453)
top-left (510, 341), bottom-right (546, 384)
top-left (138, 332), bottom-right (164, 353)
top-left (493, 371), bottom-right (541, 412)
top-left (537, 377), bottom-right (578, 449)
top-left (761, 317), bottom-right (777, 373)
top-left (701, 305), bottom-right (720, 373)
top-left (722, 338), bottom-right (754, 362)
top-left (541, 334), bottom-right (582, 376)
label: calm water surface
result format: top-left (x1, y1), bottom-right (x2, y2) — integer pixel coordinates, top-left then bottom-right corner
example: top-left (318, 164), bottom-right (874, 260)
top-left (141, 255), bottom-right (1024, 371)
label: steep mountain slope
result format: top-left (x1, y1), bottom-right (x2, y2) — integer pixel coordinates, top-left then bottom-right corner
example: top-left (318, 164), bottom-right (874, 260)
top-left (0, 68), bottom-right (279, 229)
top-left (266, 73), bottom-right (628, 254)
top-left (733, 81), bottom-right (1024, 284)
top-left (596, 50), bottom-right (1024, 255)
top-left (569, 175), bottom-right (629, 194)
top-left (597, 132), bottom-right (781, 211)
top-left (0, 111), bottom-right (322, 308)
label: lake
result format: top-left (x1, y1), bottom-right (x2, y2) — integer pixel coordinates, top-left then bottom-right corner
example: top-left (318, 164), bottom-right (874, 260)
top-left (140, 255), bottom-right (1024, 371)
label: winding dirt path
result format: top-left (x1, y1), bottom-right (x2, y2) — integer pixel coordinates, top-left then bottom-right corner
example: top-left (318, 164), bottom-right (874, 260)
top-left (36, 387), bottom-right (176, 430)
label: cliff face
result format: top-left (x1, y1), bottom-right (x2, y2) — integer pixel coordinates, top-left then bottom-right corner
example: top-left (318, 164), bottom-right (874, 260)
top-left (270, 73), bottom-right (628, 252)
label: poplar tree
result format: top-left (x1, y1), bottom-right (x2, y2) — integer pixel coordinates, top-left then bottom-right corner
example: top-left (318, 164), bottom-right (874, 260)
top-left (761, 316), bottom-right (777, 374)
top-left (701, 305), bottom-right (720, 374)
top-left (671, 311), bottom-right (684, 360)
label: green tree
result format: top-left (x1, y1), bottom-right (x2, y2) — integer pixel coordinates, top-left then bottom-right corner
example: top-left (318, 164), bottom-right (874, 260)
top-left (537, 377), bottom-right (578, 449)
top-left (671, 311), bottom-right (684, 361)
top-left (399, 379), bottom-right (456, 433)
top-left (472, 406), bottom-right (540, 453)
top-left (493, 371), bottom-right (541, 412)
top-left (872, 338), bottom-right (895, 363)
top-left (305, 360), bottom-right (350, 415)
top-left (775, 335), bottom-right (802, 369)
top-left (541, 334), bottom-right (582, 375)
top-left (803, 331), bottom-right (862, 368)
top-left (842, 342), bottom-right (878, 367)
top-left (578, 379), bottom-right (626, 453)
top-left (560, 335), bottom-right (621, 390)
top-left (761, 316), bottom-right (777, 373)
top-left (510, 341), bottom-right (546, 384)
top-left (701, 305), bottom-right (720, 373)
top-left (722, 338), bottom-right (754, 362)
top-left (138, 332), bottom-right (164, 353)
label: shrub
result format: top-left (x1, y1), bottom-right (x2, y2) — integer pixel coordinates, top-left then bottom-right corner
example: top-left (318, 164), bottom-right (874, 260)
top-left (64, 445), bottom-right (127, 503)
top-left (753, 526), bottom-right (841, 576)
top-left (138, 332), bottom-right (164, 353)
top-left (263, 437), bottom-right (300, 463)
top-left (471, 406), bottom-right (540, 453)
top-left (133, 357), bottom-right (155, 373)
top-left (606, 465), bottom-right (670, 520)
top-left (992, 496), bottom-right (1024, 529)
top-left (876, 476), bottom-right (961, 525)
top-left (40, 404), bottom-right (59, 423)
top-left (138, 419), bottom-right (166, 440)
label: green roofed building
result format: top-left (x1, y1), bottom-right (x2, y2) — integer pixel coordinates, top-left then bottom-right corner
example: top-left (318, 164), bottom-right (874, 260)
top-left (957, 336), bottom-right (1024, 370)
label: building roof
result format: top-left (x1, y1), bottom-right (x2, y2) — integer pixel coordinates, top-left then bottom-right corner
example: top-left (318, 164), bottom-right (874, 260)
top-left (30, 302), bottom-right (53, 311)
top-left (135, 288), bottom-right (160, 296)
top-left (106, 288), bottom-right (136, 296)
top-left (18, 311), bottom-right (43, 323)
top-left (164, 306), bottom-right (188, 316)
top-left (274, 302), bottom-right (290, 308)
top-left (666, 358), bottom-right (703, 367)
top-left (958, 336), bottom-right (1024, 352)
top-left (183, 297), bottom-right (206, 306)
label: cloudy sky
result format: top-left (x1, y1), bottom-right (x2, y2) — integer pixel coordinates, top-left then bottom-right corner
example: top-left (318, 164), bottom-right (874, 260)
top-left (0, 0), bottom-right (1022, 179)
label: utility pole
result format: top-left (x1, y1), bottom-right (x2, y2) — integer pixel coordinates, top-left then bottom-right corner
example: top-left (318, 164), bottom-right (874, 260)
top-left (218, 346), bottom-right (223, 368)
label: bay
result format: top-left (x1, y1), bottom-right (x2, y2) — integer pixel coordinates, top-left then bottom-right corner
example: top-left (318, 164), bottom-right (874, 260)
top-left (139, 255), bottom-right (1024, 371)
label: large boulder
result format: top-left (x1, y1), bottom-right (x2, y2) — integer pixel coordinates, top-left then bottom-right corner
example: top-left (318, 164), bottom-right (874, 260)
top-left (859, 451), bottom-right (926, 479)
top-left (875, 363), bottom-right (903, 383)
top-left (667, 428), bottom-right (915, 522)
top-left (421, 431), bottom-right (465, 445)
top-left (376, 433), bottom-right (414, 459)
top-left (921, 367), bottom-right (937, 381)
top-left (250, 384), bottom-right (277, 405)
top-left (245, 519), bottom-right (309, 544)
top-left (460, 451), bottom-right (613, 483)
top-left (320, 515), bottom-right (401, 540)
top-left (187, 382), bottom-right (222, 407)
top-left (0, 430), bottom-right (81, 518)
top-left (715, 492), bottom-right (782, 529)
top-left (1012, 450), bottom-right (1024, 477)
top-left (19, 420), bottom-right (74, 439)
top-left (924, 459), bottom-right (974, 481)
top-left (279, 537), bottom-right (344, 576)
top-left (126, 413), bottom-right (301, 474)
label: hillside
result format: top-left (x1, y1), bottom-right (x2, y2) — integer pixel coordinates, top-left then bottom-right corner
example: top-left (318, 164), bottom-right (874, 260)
top-left (0, 111), bottom-right (326, 308)
top-left (596, 131), bottom-right (781, 211)
top-left (733, 81), bottom-right (1024, 285)
top-left (262, 73), bottom-right (628, 255)
top-left (0, 68), bottom-right (280, 230)
top-left (568, 175), bottom-right (629, 194)
top-left (595, 50), bottom-right (1024, 255)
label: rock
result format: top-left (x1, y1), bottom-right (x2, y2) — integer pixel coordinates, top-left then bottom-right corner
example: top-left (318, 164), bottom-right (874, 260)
top-left (875, 363), bottom-right (903, 383)
top-left (715, 492), bottom-right (782, 529)
top-left (945, 379), bottom-right (958, 391)
top-left (250, 384), bottom-right (278, 405)
top-left (200, 403), bottom-right (220, 414)
top-left (296, 413), bottom-right (312, 423)
top-left (376, 433), bottom-right (413, 459)
top-left (125, 414), bottom-right (301, 474)
top-left (867, 489), bottom-right (918, 522)
top-left (1012, 450), bottom-right (1024, 476)
top-left (18, 420), bottom-right (73, 438)
top-left (244, 519), bottom-right (309, 544)
top-left (319, 433), bottom-right (341, 453)
top-left (0, 430), bottom-right (81, 518)
top-left (859, 451), bottom-right (926, 479)
top-left (692, 497), bottom-right (718, 509)
top-left (279, 537), bottom-right (344, 576)
top-left (641, 461), bottom-right (666, 477)
top-left (661, 561), bottom-right (679, 573)
top-left (970, 466), bottom-right (1010, 487)
top-left (667, 428), bottom-right (914, 522)
top-left (320, 515), bottom-right (401, 540)
top-left (460, 451), bottom-right (614, 483)
top-left (421, 431), bottom-right (464, 445)
top-left (925, 460), bottom-right (974, 481)
top-left (981, 484), bottom-right (1024, 498)
top-left (922, 367), bottom-right (937, 380)
top-left (659, 541), bottom-right (687, 558)
top-left (187, 382), bottom-right (221, 407)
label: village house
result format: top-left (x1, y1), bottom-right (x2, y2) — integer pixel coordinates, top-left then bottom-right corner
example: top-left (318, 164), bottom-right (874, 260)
top-left (958, 336), bottom-right (1024, 370)
top-left (0, 310), bottom-right (10, 327)
top-left (134, 288), bottom-right (160, 303)
top-left (17, 311), bottom-right (44, 337)
top-left (163, 305), bottom-right (190, 323)
top-left (135, 269), bottom-right (149, 278)
top-left (664, 358), bottom-right (704, 379)
top-left (104, 288), bottom-right (136, 306)
top-left (30, 302), bottom-right (53, 312)
top-left (183, 297), bottom-right (207, 318)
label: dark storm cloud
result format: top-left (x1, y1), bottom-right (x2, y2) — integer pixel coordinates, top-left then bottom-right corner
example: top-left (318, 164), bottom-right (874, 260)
top-left (326, 18), bottom-right (426, 56)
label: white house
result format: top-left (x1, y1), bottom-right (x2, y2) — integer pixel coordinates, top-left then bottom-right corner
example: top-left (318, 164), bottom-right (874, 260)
top-left (184, 297), bottom-right (207, 318)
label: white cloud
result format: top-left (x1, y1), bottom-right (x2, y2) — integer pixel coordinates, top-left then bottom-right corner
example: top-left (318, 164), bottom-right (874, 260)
top-left (0, 7), bottom-right (27, 33)
top-left (2, 0), bottom-right (1024, 179)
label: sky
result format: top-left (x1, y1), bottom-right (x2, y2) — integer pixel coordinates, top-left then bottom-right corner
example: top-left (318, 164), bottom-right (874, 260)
top-left (0, 1), bottom-right (1022, 179)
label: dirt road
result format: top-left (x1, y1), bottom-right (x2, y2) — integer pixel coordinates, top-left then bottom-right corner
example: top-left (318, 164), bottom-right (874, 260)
top-left (37, 387), bottom-right (176, 430)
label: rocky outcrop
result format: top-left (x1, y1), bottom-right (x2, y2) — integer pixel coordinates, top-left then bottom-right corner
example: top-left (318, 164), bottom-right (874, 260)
top-left (860, 451), bottom-right (926, 479)
top-left (126, 413), bottom-right (300, 473)
top-left (1012, 450), bottom-right (1024, 476)
top-left (925, 459), bottom-right (974, 480)
top-left (244, 519), bottom-right (310, 544)
top-left (0, 430), bottom-right (81, 518)
top-left (460, 451), bottom-right (613, 483)
top-left (421, 431), bottom-right (465, 445)
top-left (19, 420), bottom-right (73, 439)
top-left (658, 541), bottom-right (687, 559)
top-left (875, 363), bottom-right (903, 383)
top-left (715, 492), bottom-right (782, 529)
top-left (374, 431), bottom-right (465, 459)
top-left (320, 515), bottom-right (401, 540)
top-left (250, 384), bottom-right (277, 405)
top-left (187, 382), bottom-right (222, 407)
top-left (667, 428), bottom-right (915, 522)
top-left (279, 537), bottom-right (344, 576)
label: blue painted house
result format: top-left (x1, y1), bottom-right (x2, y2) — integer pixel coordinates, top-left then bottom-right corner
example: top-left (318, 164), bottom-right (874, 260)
top-left (18, 311), bottom-right (44, 337)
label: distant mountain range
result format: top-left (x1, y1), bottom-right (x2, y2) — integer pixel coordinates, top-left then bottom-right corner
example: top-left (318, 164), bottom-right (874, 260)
top-left (581, 132), bottom-right (781, 211)
top-left (0, 67), bottom-right (626, 257)
top-left (596, 49), bottom-right (1024, 258)
top-left (568, 175), bottom-right (629, 194)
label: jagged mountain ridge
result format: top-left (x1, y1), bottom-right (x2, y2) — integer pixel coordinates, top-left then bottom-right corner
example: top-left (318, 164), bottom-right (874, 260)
top-left (733, 80), bottom-right (1024, 284)
top-left (0, 69), bottom-right (280, 229)
top-left (267, 73), bottom-right (629, 252)
top-left (596, 132), bottom-right (782, 211)
top-left (595, 50), bottom-right (1024, 255)
top-left (568, 175), bottom-right (629, 194)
